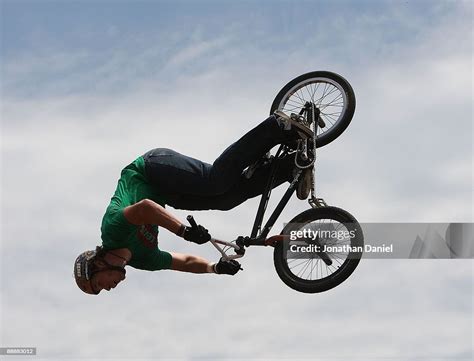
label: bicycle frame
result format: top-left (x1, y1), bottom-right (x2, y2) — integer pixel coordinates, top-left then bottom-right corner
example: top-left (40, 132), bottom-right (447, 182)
top-left (208, 150), bottom-right (300, 260)
top-left (210, 105), bottom-right (327, 261)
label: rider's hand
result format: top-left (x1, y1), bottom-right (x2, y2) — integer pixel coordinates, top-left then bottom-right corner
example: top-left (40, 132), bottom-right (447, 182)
top-left (182, 224), bottom-right (211, 245)
top-left (213, 258), bottom-right (241, 275)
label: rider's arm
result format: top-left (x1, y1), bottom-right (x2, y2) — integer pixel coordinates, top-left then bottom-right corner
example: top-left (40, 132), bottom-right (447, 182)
top-left (123, 199), bottom-right (183, 235)
top-left (169, 253), bottom-right (241, 275)
top-left (170, 252), bottom-right (215, 273)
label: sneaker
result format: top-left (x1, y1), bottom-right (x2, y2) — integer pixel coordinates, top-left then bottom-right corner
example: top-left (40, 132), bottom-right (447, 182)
top-left (296, 167), bottom-right (313, 200)
top-left (274, 110), bottom-right (313, 139)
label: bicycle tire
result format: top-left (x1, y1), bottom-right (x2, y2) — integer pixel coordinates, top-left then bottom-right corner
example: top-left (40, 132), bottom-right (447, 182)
top-left (270, 71), bottom-right (356, 147)
top-left (273, 206), bottom-right (363, 293)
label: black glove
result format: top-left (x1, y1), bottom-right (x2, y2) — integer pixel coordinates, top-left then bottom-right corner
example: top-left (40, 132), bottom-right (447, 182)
top-left (182, 224), bottom-right (211, 245)
top-left (213, 258), bottom-right (241, 275)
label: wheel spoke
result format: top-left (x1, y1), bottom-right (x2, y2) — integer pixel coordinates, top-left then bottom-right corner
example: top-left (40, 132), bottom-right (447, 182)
top-left (311, 82), bottom-right (321, 101)
top-left (298, 258), bottom-right (312, 278)
top-left (320, 94), bottom-right (343, 109)
top-left (310, 258), bottom-right (318, 280)
top-left (318, 86), bottom-right (339, 103)
top-left (318, 83), bottom-right (330, 105)
top-left (287, 95), bottom-right (305, 107)
top-left (294, 90), bottom-right (306, 105)
top-left (283, 105), bottom-right (303, 113)
top-left (290, 259), bottom-right (311, 270)
top-left (304, 85), bottom-right (314, 102)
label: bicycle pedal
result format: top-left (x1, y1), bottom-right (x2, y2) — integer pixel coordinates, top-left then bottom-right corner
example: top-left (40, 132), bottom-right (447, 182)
top-left (318, 116), bottom-right (326, 128)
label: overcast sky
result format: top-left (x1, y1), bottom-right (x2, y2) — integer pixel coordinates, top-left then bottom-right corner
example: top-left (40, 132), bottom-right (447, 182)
top-left (1, 1), bottom-right (472, 360)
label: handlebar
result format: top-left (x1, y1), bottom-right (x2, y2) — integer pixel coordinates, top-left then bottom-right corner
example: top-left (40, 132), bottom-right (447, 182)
top-left (186, 214), bottom-right (245, 263)
top-left (186, 215), bottom-right (198, 229)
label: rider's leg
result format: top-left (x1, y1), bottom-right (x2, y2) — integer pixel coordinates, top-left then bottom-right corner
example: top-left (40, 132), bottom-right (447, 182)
top-left (144, 115), bottom-right (290, 197)
top-left (166, 154), bottom-right (296, 211)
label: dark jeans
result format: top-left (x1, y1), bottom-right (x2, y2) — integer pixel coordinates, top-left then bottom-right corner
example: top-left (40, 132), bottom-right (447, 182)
top-left (143, 115), bottom-right (294, 210)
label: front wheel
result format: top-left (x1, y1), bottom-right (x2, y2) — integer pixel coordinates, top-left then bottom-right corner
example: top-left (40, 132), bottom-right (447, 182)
top-left (270, 71), bottom-right (356, 147)
top-left (273, 206), bottom-right (363, 293)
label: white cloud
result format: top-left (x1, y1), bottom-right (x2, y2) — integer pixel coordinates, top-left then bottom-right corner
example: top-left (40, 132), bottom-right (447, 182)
top-left (1, 1), bottom-right (472, 360)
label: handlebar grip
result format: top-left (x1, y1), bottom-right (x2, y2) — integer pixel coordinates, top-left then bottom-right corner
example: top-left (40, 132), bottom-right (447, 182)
top-left (187, 215), bottom-right (198, 229)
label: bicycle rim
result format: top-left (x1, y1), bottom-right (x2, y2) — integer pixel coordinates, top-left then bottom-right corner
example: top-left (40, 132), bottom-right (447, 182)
top-left (276, 77), bottom-right (349, 139)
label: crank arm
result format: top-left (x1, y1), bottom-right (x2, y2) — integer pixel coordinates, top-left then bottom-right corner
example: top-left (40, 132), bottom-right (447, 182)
top-left (303, 235), bottom-right (333, 266)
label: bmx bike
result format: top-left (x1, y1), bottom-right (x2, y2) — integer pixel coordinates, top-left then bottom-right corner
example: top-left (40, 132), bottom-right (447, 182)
top-left (190, 71), bottom-right (364, 293)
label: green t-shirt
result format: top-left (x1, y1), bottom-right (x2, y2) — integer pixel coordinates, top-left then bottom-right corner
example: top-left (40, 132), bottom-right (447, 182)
top-left (100, 156), bottom-right (172, 271)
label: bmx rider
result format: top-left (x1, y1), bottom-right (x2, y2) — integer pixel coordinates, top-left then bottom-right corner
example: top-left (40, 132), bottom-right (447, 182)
top-left (74, 113), bottom-right (313, 295)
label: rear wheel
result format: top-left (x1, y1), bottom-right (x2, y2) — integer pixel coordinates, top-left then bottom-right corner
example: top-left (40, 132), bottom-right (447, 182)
top-left (274, 206), bottom-right (363, 293)
top-left (270, 71), bottom-right (356, 147)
